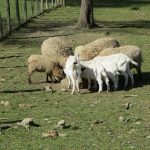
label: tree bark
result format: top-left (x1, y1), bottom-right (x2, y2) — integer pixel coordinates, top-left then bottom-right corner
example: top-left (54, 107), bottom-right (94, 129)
top-left (77, 0), bottom-right (97, 28)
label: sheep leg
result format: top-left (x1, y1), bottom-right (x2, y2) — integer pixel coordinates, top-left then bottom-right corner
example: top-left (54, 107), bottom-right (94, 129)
top-left (70, 75), bottom-right (75, 95)
top-left (92, 80), bottom-right (98, 89)
top-left (75, 79), bottom-right (80, 93)
top-left (120, 71), bottom-right (128, 88)
top-left (67, 77), bottom-right (71, 89)
top-left (104, 77), bottom-right (110, 92)
top-left (127, 69), bottom-right (134, 87)
top-left (98, 79), bottom-right (103, 93)
top-left (28, 72), bottom-right (32, 84)
top-left (111, 74), bottom-right (118, 90)
top-left (46, 74), bottom-right (49, 83)
top-left (114, 75), bottom-right (119, 90)
top-left (87, 77), bottom-right (91, 90)
top-left (97, 74), bottom-right (103, 93)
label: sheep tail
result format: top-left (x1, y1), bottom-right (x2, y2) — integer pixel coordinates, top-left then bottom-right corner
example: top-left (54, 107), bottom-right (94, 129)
top-left (130, 60), bottom-right (138, 67)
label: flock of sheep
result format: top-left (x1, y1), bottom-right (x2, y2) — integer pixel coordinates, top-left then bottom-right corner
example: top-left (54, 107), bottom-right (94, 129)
top-left (27, 37), bottom-right (143, 94)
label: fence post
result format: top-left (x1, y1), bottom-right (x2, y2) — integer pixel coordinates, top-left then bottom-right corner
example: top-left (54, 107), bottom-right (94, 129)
top-left (36, 0), bottom-right (40, 14)
top-left (63, 0), bottom-right (65, 6)
top-left (52, 0), bottom-right (54, 8)
top-left (24, 0), bottom-right (27, 20)
top-left (0, 12), bottom-right (3, 37)
top-left (46, 0), bottom-right (48, 10)
top-left (6, 0), bottom-right (11, 33)
top-left (15, 0), bottom-right (20, 26)
top-left (31, 0), bottom-right (34, 16)
top-left (41, 0), bottom-right (44, 12)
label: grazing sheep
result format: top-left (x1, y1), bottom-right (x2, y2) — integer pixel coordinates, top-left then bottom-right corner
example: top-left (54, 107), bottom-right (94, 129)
top-left (41, 37), bottom-right (73, 67)
top-left (99, 45), bottom-right (143, 76)
top-left (64, 55), bottom-right (81, 95)
top-left (74, 37), bottom-right (120, 61)
top-left (27, 54), bottom-right (64, 84)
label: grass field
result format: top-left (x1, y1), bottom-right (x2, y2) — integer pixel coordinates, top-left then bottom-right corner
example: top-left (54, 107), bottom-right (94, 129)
top-left (0, 1), bottom-right (150, 150)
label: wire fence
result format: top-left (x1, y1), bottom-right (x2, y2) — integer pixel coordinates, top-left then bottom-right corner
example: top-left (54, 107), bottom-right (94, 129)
top-left (0, 0), bottom-right (65, 40)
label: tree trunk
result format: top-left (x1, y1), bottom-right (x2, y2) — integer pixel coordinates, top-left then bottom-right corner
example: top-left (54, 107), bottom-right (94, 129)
top-left (77, 0), bottom-right (97, 28)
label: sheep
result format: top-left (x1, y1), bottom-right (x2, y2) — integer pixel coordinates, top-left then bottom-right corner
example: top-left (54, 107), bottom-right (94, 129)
top-left (99, 45), bottom-right (143, 76)
top-left (80, 60), bottom-right (116, 91)
top-left (93, 53), bottom-right (138, 88)
top-left (80, 53), bottom-right (138, 92)
top-left (63, 55), bottom-right (81, 95)
top-left (80, 61), bottom-right (110, 92)
top-left (74, 37), bottom-right (120, 61)
top-left (41, 37), bottom-right (73, 67)
top-left (27, 54), bottom-right (64, 84)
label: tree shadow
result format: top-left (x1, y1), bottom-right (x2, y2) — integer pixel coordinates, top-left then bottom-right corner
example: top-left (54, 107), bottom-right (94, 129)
top-left (66, 0), bottom-right (150, 7)
top-left (97, 20), bottom-right (150, 29)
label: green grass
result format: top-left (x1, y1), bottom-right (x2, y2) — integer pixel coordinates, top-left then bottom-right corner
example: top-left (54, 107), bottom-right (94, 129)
top-left (0, 1), bottom-right (150, 150)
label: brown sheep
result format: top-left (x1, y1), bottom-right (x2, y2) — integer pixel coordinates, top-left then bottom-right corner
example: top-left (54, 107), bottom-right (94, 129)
top-left (27, 54), bottom-right (64, 84)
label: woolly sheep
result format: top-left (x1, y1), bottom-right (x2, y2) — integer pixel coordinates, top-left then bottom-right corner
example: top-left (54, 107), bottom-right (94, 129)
top-left (27, 54), bottom-right (64, 84)
top-left (99, 45), bottom-right (143, 75)
top-left (74, 37), bottom-right (120, 61)
top-left (41, 37), bottom-right (73, 67)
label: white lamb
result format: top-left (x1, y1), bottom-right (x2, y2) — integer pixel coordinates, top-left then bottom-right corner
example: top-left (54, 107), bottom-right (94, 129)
top-left (81, 53), bottom-right (138, 92)
top-left (64, 55), bottom-right (81, 95)
top-left (81, 61), bottom-right (110, 92)
top-left (81, 60), bottom-right (117, 92)
top-left (99, 45), bottom-right (143, 76)
top-left (93, 53), bottom-right (138, 88)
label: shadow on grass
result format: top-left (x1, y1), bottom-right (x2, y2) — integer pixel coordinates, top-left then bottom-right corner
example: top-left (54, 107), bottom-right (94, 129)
top-left (0, 89), bottom-right (43, 94)
top-left (0, 65), bottom-right (26, 69)
top-left (0, 55), bottom-right (21, 59)
top-left (66, 0), bottom-right (150, 7)
top-left (97, 20), bottom-right (150, 29)
top-left (81, 72), bottom-right (150, 93)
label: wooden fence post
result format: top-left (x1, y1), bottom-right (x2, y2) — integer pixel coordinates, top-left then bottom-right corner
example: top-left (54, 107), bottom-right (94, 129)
top-left (36, 0), bottom-right (40, 14)
top-left (52, 0), bottom-right (54, 8)
top-left (24, 0), bottom-right (27, 20)
top-left (31, 0), bottom-right (34, 16)
top-left (63, 0), bottom-right (65, 6)
top-left (15, 0), bottom-right (20, 26)
top-left (0, 12), bottom-right (3, 37)
top-left (6, 0), bottom-right (11, 33)
top-left (46, 0), bottom-right (49, 10)
top-left (41, 0), bottom-right (44, 12)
